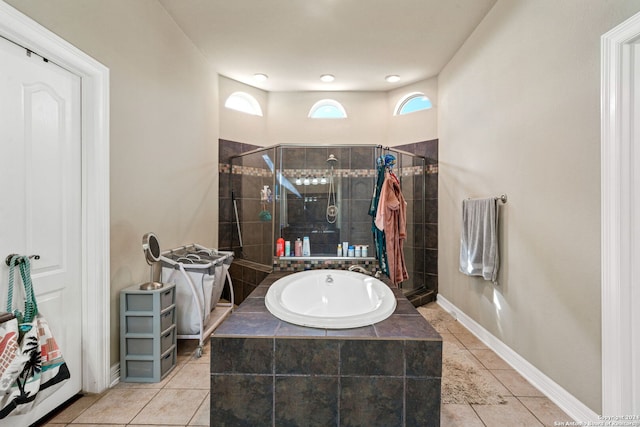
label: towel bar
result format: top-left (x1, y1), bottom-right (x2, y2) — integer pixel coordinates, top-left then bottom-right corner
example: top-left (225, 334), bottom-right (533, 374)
top-left (495, 194), bottom-right (507, 204)
top-left (466, 194), bottom-right (507, 204)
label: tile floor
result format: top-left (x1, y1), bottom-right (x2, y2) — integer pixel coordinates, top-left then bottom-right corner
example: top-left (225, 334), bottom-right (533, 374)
top-left (40, 302), bottom-right (573, 426)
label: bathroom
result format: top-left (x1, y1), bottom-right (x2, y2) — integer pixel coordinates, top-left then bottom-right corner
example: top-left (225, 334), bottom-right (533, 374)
top-left (1, 0), bottom-right (638, 425)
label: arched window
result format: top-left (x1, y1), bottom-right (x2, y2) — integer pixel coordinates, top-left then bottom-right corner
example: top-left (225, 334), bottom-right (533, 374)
top-left (308, 99), bottom-right (347, 119)
top-left (394, 92), bottom-right (432, 116)
top-left (224, 91), bottom-right (263, 116)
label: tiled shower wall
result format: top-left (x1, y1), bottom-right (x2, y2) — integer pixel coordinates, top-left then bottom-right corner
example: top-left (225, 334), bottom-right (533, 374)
top-left (218, 140), bottom-right (438, 301)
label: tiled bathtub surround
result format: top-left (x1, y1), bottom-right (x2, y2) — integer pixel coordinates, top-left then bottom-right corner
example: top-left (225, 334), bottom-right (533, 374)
top-left (210, 271), bottom-right (442, 426)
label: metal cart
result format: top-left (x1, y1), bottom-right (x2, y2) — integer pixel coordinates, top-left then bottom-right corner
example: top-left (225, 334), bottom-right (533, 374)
top-left (160, 244), bottom-right (234, 357)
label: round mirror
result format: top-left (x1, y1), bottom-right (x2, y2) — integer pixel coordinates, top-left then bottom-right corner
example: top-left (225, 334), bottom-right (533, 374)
top-left (142, 232), bottom-right (161, 265)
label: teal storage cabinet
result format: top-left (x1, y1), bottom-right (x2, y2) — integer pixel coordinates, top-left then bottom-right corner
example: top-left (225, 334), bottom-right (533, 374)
top-left (120, 283), bottom-right (177, 382)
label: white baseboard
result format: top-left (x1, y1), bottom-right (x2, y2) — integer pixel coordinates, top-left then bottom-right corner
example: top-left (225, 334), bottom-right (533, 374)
top-left (437, 295), bottom-right (599, 423)
top-left (110, 363), bottom-right (120, 388)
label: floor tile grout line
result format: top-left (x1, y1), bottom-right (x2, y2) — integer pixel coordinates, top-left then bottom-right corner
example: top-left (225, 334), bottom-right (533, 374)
top-left (469, 401), bottom-right (490, 427)
top-left (185, 389), bottom-right (209, 427)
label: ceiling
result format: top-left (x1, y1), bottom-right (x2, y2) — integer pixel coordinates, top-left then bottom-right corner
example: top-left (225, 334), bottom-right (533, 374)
top-left (159, 0), bottom-right (497, 92)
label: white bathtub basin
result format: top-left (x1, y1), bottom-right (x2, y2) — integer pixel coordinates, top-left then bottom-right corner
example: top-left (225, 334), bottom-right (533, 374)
top-left (265, 269), bottom-right (397, 329)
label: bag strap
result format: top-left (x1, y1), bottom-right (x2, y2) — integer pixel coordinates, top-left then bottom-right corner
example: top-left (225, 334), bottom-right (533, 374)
top-left (18, 257), bottom-right (38, 323)
top-left (6, 255), bottom-right (20, 313)
top-left (6, 255), bottom-right (38, 327)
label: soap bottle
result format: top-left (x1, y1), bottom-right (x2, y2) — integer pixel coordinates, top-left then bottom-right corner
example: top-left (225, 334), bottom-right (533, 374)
top-left (276, 237), bottom-right (285, 257)
top-left (294, 238), bottom-right (302, 257)
top-left (302, 236), bottom-right (311, 257)
top-left (337, 244), bottom-right (342, 257)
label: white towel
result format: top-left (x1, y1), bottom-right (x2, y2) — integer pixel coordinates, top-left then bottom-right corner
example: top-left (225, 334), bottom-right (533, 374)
top-left (459, 198), bottom-right (499, 283)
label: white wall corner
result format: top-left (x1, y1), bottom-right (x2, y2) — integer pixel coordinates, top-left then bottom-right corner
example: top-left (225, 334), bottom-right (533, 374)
top-left (601, 9), bottom-right (640, 416)
top-left (437, 295), bottom-right (599, 423)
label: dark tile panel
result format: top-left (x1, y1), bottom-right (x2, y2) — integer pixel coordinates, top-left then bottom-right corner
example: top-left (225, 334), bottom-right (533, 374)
top-left (425, 249), bottom-right (438, 275)
top-left (350, 147), bottom-right (373, 169)
top-left (247, 285), bottom-right (268, 298)
top-left (340, 376), bottom-right (403, 427)
top-left (424, 274), bottom-right (438, 291)
top-left (275, 339), bottom-right (339, 375)
top-left (406, 377), bottom-right (441, 427)
top-left (426, 198), bottom-right (438, 224)
top-left (282, 146), bottom-right (306, 169)
top-left (219, 198), bottom-right (233, 223)
top-left (374, 314), bottom-right (440, 340)
top-left (275, 376), bottom-right (338, 427)
top-left (234, 297), bottom-right (265, 313)
top-left (405, 340), bottom-right (442, 378)
top-left (341, 340), bottom-right (403, 376)
top-left (214, 312), bottom-right (280, 337)
top-left (413, 223), bottom-right (424, 248)
top-left (394, 298), bottom-right (419, 315)
top-left (425, 173), bottom-right (438, 199)
top-left (210, 337), bottom-right (273, 374)
top-left (210, 374), bottom-right (272, 427)
top-left (425, 223), bottom-right (438, 249)
top-left (325, 325), bottom-right (377, 338)
top-left (276, 321), bottom-right (326, 337)
top-left (350, 177), bottom-right (373, 200)
top-left (305, 147), bottom-right (329, 167)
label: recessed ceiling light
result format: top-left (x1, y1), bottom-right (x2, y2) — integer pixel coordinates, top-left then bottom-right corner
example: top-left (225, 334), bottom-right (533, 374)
top-left (385, 75), bottom-right (401, 83)
top-left (253, 73), bottom-right (268, 81)
top-left (320, 74), bottom-right (335, 83)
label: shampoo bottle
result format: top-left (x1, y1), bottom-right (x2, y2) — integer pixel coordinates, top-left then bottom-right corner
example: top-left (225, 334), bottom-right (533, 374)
top-left (294, 238), bottom-right (302, 257)
top-left (276, 237), bottom-right (285, 257)
top-left (302, 236), bottom-right (311, 257)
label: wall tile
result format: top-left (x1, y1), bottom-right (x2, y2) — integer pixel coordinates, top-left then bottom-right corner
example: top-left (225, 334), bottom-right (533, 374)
top-left (406, 377), bottom-right (441, 427)
top-left (405, 340), bottom-right (442, 377)
top-left (214, 312), bottom-right (280, 337)
top-left (275, 376), bottom-right (338, 427)
top-left (275, 339), bottom-right (339, 375)
top-left (341, 340), bottom-right (403, 376)
top-left (210, 337), bottom-right (273, 374)
top-left (340, 377), bottom-right (403, 427)
top-left (210, 374), bottom-right (272, 426)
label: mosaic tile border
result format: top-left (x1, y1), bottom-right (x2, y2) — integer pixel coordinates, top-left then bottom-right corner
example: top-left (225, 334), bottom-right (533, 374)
top-left (218, 164), bottom-right (438, 178)
top-left (273, 258), bottom-right (378, 272)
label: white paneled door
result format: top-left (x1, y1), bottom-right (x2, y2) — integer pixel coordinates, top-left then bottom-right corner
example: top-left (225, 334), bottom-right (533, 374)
top-left (0, 35), bottom-right (82, 425)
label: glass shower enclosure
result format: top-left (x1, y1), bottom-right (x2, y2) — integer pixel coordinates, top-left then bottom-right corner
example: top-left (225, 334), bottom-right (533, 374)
top-left (228, 144), bottom-right (428, 295)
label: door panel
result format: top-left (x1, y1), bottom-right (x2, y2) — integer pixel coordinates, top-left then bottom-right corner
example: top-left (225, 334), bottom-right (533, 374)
top-left (0, 36), bottom-right (82, 425)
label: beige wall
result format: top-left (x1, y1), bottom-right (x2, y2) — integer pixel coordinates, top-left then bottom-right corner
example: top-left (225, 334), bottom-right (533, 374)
top-left (438, 0), bottom-right (640, 412)
top-left (6, 0), bottom-right (220, 364)
top-left (219, 75), bottom-right (268, 145)
top-left (387, 77), bottom-right (438, 144)
top-left (219, 77), bottom-right (438, 147)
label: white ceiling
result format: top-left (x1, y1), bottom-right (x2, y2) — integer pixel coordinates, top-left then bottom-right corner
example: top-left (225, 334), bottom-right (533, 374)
top-left (159, 0), bottom-right (497, 92)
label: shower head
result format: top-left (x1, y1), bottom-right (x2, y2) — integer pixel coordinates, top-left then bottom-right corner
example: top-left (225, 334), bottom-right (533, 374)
top-left (327, 154), bottom-right (338, 164)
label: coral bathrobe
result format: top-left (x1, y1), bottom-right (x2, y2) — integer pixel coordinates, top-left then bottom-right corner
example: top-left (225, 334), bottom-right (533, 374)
top-left (375, 171), bottom-right (409, 285)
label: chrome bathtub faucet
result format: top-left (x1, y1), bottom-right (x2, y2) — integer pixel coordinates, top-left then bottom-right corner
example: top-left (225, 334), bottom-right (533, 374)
top-left (348, 265), bottom-right (369, 275)
top-left (326, 274), bottom-right (334, 283)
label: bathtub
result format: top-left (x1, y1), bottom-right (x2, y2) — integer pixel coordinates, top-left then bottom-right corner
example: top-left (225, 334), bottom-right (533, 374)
top-left (265, 269), bottom-right (397, 329)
